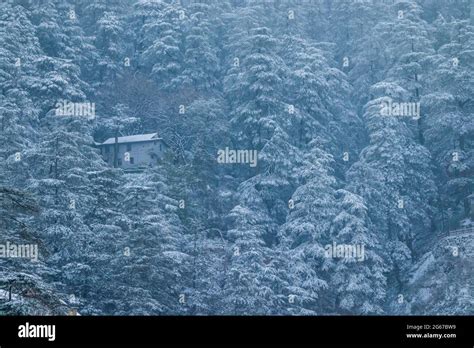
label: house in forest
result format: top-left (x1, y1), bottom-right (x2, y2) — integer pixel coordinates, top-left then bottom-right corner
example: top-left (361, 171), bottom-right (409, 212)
top-left (97, 133), bottom-right (168, 170)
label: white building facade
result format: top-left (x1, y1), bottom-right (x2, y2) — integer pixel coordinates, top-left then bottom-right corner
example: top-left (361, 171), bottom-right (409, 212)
top-left (98, 133), bottom-right (168, 169)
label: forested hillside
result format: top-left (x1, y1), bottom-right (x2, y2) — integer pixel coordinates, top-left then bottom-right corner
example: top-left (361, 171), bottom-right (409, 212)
top-left (0, 0), bottom-right (472, 315)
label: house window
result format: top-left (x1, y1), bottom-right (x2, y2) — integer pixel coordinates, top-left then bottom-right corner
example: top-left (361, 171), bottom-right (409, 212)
top-left (118, 159), bottom-right (122, 166)
top-left (130, 157), bottom-right (134, 164)
top-left (159, 143), bottom-right (163, 151)
top-left (126, 143), bottom-right (132, 151)
top-left (105, 146), bottom-right (110, 154)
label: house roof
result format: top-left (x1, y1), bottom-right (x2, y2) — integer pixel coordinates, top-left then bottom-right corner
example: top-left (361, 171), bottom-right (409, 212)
top-left (100, 133), bottom-right (162, 145)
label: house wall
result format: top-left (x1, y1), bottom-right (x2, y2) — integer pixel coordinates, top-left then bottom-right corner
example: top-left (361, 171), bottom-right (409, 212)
top-left (101, 140), bottom-right (167, 168)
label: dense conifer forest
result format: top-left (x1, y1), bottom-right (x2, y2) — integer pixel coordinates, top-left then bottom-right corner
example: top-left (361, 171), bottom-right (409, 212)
top-left (0, 0), bottom-right (472, 315)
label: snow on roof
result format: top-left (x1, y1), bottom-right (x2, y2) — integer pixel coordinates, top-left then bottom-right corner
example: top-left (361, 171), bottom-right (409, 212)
top-left (100, 133), bottom-right (161, 145)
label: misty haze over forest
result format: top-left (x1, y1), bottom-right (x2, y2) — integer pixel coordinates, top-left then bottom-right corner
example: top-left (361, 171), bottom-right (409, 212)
top-left (0, 0), bottom-right (472, 315)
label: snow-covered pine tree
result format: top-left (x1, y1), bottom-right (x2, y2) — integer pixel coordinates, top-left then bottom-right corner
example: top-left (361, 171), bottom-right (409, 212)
top-left (179, 2), bottom-right (221, 92)
top-left (346, 83), bottom-right (438, 302)
top-left (421, 19), bottom-right (474, 229)
top-left (328, 189), bottom-right (387, 314)
top-left (278, 139), bottom-right (337, 314)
